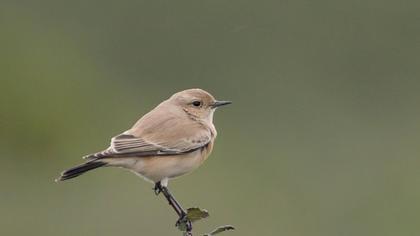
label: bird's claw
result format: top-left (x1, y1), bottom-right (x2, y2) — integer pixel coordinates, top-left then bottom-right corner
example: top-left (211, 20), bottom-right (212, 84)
top-left (153, 183), bottom-right (162, 195)
top-left (176, 213), bottom-right (192, 231)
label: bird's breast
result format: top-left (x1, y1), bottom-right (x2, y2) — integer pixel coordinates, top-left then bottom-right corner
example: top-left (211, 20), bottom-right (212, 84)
top-left (120, 140), bottom-right (215, 183)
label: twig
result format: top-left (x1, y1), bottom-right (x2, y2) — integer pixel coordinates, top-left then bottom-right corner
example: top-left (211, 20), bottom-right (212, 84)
top-left (154, 182), bottom-right (234, 236)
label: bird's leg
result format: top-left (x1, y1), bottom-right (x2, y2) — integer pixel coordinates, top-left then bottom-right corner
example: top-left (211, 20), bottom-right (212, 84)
top-left (154, 182), bottom-right (193, 233)
top-left (154, 182), bottom-right (183, 215)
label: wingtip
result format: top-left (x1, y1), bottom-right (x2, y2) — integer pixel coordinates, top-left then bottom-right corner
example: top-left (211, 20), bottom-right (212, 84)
top-left (82, 153), bottom-right (96, 160)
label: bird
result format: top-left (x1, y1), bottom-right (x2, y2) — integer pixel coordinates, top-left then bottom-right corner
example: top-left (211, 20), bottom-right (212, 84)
top-left (56, 88), bottom-right (231, 232)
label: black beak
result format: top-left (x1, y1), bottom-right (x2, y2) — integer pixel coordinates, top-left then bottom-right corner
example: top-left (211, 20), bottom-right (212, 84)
top-left (211, 100), bottom-right (232, 108)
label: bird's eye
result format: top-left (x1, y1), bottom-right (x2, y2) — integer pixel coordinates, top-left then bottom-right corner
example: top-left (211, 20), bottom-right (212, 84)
top-left (192, 101), bottom-right (202, 107)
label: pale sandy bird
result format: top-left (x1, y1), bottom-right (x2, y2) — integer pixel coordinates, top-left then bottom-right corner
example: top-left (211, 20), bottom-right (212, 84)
top-left (56, 88), bottom-right (231, 231)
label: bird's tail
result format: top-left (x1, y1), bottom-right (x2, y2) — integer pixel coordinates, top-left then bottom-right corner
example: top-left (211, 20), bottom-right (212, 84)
top-left (56, 160), bottom-right (106, 182)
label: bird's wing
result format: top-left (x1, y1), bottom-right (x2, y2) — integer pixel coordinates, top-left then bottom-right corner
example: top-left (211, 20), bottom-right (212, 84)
top-left (84, 130), bottom-right (211, 160)
top-left (84, 103), bottom-right (214, 160)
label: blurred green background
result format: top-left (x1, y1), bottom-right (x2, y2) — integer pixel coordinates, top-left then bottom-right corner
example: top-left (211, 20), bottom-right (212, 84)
top-left (1, 0), bottom-right (420, 235)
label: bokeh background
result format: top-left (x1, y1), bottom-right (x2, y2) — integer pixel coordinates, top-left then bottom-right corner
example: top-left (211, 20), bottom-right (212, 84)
top-left (1, 1), bottom-right (420, 235)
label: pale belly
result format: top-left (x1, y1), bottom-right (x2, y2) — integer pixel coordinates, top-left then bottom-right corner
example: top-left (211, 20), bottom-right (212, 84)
top-left (105, 148), bottom-right (211, 183)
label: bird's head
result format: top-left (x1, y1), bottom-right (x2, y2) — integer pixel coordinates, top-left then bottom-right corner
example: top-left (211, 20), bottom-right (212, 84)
top-left (168, 88), bottom-right (231, 122)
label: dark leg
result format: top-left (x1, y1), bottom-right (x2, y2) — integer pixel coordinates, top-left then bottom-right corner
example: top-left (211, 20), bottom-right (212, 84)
top-left (154, 182), bottom-right (193, 233)
top-left (153, 183), bottom-right (162, 195)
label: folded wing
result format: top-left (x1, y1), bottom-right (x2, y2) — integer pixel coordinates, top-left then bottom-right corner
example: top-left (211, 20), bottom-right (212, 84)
top-left (84, 131), bottom-right (211, 160)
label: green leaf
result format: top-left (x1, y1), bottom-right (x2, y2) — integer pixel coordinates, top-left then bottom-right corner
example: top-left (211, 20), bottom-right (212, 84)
top-left (177, 219), bottom-right (188, 232)
top-left (186, 207), bottom-right (209, 222)
top-left (177, 207), bottom-right (210, 232)
top-left (204, 225), bottom-right (235, 236)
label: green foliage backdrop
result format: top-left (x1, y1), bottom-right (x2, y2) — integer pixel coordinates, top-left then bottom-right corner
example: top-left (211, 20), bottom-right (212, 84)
top-left (1, 1), bottom-right (420, 235)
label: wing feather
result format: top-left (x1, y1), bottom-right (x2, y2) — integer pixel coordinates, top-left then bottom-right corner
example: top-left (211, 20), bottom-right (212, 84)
top-left (84, 132), bottom-right (211, 160)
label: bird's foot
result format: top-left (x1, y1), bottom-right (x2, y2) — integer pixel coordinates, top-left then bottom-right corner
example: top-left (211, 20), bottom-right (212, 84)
top-left (153, 182), bottom-right (162, 195)
top-left (176, 212), bottom-right (192, 232)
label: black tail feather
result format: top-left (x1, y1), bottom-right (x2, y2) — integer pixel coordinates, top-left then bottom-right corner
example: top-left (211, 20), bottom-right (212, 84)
top-left (56, 161), bottom-right (106, 181)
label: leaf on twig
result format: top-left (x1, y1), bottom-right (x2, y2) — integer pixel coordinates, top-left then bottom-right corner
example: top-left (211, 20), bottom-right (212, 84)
top-left (177, 207), bottom-right (209, 232)
top-left (177, 221), bottom-right (188, 232)
top-left (176, 207), bottom-right (234, 236)
top-left (203, 225), bottom-right (235, 236)
top-left (186, 207), bottom-right (209, 222)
